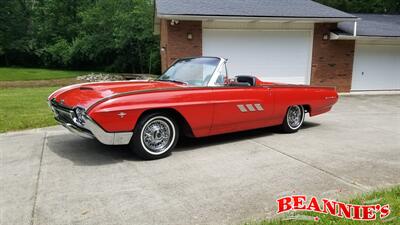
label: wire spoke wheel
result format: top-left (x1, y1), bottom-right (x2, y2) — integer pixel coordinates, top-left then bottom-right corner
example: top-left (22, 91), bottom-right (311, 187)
top-left (140, 116), bottom-right (176, 155)
top-left (283, 105), bottom-right (305, 132)
top-left (287, 106), bottom-right (303, 129)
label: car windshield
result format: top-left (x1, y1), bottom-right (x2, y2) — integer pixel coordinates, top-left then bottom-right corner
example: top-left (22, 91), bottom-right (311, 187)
top-left (158, 57), bottom-right (220, 86)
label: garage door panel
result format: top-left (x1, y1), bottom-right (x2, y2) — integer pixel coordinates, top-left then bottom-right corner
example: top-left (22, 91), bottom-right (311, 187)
top-left (203, 29), bottom-right (312, 84)
top-left (352, 44), bottom-right (400, 91)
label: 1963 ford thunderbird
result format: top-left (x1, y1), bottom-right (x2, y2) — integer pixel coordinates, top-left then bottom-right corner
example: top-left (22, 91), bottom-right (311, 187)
top-left (48, 57), bottom-right (338, 159)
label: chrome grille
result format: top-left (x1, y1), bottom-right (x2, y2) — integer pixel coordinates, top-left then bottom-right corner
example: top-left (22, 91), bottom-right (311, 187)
top-left (50, 99), bottom-right (75, 124)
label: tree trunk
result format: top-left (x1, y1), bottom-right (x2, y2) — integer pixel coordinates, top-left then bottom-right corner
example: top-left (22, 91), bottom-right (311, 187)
top-left (148, 50), bottom-right (152, 74)
top-left (4, 54), bottom-right (9, 66)
top-left (137, 40), bottom-right (144, 74)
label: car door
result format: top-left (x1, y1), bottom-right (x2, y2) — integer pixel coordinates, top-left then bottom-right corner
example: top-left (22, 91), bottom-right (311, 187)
top-left (210, 86), bottom-right (274, 135)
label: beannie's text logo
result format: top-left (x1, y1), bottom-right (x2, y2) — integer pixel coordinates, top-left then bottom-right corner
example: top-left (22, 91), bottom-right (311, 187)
top-left (277, 195), bottom-right (390, 221)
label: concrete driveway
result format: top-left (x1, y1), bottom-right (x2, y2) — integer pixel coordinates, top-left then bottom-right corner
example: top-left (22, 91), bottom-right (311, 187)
top-left (1, 95), bottom-right (400, 225)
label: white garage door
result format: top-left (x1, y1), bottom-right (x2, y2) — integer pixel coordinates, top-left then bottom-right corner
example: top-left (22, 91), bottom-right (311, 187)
top-left (203, 29), bottom-right (313, 84)
top-left (352, 44), bottom-right (400, 91)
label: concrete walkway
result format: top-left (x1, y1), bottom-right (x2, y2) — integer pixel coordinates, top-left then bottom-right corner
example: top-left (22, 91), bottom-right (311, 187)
top-left (1, 95), bottom-right (399, 225)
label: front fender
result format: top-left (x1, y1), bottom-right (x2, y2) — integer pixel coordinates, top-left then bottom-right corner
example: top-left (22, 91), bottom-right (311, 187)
top-left (88, 104), bottom-right (145, 133)
top-left (87, 88), bottom-right (214, 135)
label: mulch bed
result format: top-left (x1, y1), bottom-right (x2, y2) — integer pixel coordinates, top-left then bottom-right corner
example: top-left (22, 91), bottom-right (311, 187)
top-left (0, 78), bottom-right (84, 88)
top-left (1, 74), bottom-right (158, 88)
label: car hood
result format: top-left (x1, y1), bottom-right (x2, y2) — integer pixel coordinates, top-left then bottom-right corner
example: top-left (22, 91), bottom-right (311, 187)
top-left (49, 80), bottom-right (184, 109)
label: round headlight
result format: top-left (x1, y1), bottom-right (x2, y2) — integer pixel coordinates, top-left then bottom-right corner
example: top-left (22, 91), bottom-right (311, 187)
top-left (74, 107), bottom-right (86, 125)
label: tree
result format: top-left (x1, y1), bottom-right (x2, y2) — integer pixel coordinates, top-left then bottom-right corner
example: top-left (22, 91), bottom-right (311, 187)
top-left (0, 0), bottom-right (160, 73)
top-left (0, 0), bottom-right (37, 66)
top-left (73, 0), bottom-right (159, 73)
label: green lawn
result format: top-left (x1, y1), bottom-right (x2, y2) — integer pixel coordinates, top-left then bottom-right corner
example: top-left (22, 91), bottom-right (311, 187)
top-left (0, 87), bottom-right (60, 132)
top-left (247, 186), bottom-right (399, 225)
top-left (0, 67), bottom-right (87, 81)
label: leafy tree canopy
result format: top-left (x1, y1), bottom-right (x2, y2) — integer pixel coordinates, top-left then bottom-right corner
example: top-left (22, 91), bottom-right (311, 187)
top-left (0, 0), bottom-right (159, 74)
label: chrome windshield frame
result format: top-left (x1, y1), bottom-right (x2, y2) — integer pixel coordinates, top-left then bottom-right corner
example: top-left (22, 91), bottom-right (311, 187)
top-left (207, 57), bottom-right (227, 87)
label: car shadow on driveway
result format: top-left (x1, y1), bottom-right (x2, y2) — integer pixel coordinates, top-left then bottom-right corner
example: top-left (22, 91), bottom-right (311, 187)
top-left (175, 121), bottom-right (320, 151)
top-left (46, 121), bottom-right (320, 165)
top-left (46, 135), bottom-right (139, 165)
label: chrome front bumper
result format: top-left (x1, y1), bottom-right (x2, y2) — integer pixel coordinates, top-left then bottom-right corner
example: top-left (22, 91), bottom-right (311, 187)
top-left (49, 100), bottom-right (133, 145)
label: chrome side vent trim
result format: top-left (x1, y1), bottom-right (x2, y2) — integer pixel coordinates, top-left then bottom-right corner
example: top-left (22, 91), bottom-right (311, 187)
top-left (237, 105), bottom-right (248, 112)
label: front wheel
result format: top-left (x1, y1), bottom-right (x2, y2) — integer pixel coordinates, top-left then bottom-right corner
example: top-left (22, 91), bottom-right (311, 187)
top-left (281, 105), bottom-right (305, 133)
top-left (129, 113), bottom-right (179, 160)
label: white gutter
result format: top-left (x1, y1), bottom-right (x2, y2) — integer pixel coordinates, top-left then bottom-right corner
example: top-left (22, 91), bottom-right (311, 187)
top-left (157, 14), bottom-right (359, 23)
top-left (330, 32), bottom-right (400, 40)
top-left (330, 32), bottom-right (356, 40)
top-left (353, 21), bottom-right (357, 36)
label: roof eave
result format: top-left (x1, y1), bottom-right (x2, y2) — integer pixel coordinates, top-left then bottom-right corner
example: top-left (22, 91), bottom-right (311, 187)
top-left (157, 14), bottom-right (359, 23)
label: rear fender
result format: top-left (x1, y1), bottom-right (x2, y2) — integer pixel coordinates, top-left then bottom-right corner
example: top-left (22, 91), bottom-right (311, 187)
top-left (271, 86), bottom-right (338, 119)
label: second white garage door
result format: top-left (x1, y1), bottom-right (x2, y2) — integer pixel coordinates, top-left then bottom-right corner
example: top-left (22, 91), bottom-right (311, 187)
top-left (352, 43), bottom-right (400, 91)
top-left (203, 29), bottom-right (313, 84)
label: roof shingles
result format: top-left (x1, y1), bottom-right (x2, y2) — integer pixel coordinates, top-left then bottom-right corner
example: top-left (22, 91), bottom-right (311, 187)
top-left (338, 14), bottom-right (400, 37)
top-left (156, 0), bottom-right (357, 19)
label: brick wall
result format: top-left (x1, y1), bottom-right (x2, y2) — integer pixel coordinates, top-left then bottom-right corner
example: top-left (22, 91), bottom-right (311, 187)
top-left (160, 20), bottom-right (202, 72)
top-left (311, 23), bottom-right (355, 92)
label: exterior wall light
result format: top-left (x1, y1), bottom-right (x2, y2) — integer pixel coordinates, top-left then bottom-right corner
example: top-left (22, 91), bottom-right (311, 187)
top-left (170, 20), bottom-right (179, 26)
top-left (187, 33), bottom-right (193, 40)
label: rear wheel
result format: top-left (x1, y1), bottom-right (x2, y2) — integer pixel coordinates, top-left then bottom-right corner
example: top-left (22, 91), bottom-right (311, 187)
top-left (281, 105), bottom-right (305, 133)
top-left (129, 113), bottom-right (179, 160)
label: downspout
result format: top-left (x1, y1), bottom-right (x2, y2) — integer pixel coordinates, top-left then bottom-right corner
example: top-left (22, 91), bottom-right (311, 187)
top-left (353, 21), bottom-right (357, 37)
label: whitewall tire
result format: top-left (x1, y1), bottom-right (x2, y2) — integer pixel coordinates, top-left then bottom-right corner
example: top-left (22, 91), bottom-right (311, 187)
top-left (130, 113), bottom-right (179, 160)
top-left (281, 105), bottom-right (305, 133)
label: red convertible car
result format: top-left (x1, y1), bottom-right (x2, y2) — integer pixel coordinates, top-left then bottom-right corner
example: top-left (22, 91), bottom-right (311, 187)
top-left (48, 57), bottom-right (338, 159)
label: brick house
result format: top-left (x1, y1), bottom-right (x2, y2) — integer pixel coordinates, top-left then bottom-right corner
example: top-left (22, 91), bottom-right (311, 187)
top-left (154, 0), bottom-right (400, 92)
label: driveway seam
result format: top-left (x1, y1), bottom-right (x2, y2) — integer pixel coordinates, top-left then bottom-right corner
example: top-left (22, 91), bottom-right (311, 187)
top-left (249, 139), bottom-right (370, 192)
top-left (30, 132), bottom-right (47, 225)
